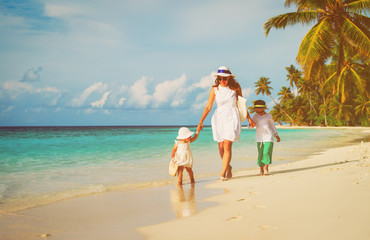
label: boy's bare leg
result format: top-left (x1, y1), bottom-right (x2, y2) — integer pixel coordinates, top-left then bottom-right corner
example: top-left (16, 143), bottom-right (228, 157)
top-left (264, 165), bottom-right (269, 175)
top-left (259, 166), bottom-right (264, 176)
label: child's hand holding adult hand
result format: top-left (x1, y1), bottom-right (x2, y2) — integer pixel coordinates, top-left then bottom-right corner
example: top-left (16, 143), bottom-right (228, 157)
top-left (276, 135), bottom-right (281, 142)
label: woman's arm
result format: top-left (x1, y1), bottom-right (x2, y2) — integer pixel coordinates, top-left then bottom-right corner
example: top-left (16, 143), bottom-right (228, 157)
top-left (237, 87), bottom-right (255, 127)
top-left (197, 88), bottom-right (215, 132)
top-left (190, 131), bottom-right (199, 143)
top-left (247, 112), bottom-right (255, 127)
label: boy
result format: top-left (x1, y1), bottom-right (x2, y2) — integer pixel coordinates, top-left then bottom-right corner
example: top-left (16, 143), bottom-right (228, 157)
top-left (251, 100), bottom-right (280, 175)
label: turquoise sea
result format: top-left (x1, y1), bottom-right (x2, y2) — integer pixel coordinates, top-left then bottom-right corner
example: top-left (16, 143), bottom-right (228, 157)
top-left (0, 126), bottom-right (368, 213)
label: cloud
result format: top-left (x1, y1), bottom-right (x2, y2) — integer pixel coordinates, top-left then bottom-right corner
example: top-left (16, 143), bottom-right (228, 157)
top-left (44, 4), bottom-right (86, 18)
top-left (153, 74), bottom-right (186, 106)
top-left (129, 76), bottom-right (152, 108)
top-left (91, 91), bottom-right (111, 108)
top-left (69, 82), bottom-right (107, 107)
top-left (190, 74), bottom-right (215, 90)
top-left (1, 81), bottom-right (63, 107)
top-left (242, 87), bottom-right (254, 99)
top-left (2, 106), bottom-right (14, 113)
top-left (118, 98), bottom-right (126, 106)
top-left (20, 67), bottom-right (43, 82)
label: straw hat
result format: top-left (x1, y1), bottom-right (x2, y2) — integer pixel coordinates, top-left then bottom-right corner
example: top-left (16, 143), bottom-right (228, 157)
top-left (253, 100), bottom-right (267, 109)
top-left (213, 66), bottom-right (236, 78)
top-left (176, 127), bottom-right (194, 140)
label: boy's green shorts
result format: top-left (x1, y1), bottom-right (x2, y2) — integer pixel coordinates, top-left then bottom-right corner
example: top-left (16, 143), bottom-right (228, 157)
top-left (257, 142), bottom-right (274, 167)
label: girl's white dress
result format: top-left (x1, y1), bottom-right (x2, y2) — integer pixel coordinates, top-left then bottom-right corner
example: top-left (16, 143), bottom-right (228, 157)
top-left (174, 141), bottom-right (193, 168)
top-left (211, 86), bottom-right (241, 142)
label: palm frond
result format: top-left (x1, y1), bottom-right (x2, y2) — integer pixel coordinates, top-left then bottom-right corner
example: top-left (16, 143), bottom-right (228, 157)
top-left (322, 71), bottom-right (337, 89)
top-left (345, 0), bottom-right (370, 15)
top-left (337, 66), bottom-right (349, 103)
top-left (297, 19), bottom-right (335, 68)
top-left (303, 59), bottom-right (325, 81)
top-left (341, 16), bottom-right (370, 57)
top-left (285, 0), bottom-right (333, 9)
top-left (264, 11), bottom-right (321, 36)
top-left (284, 0), bottom-right (299, 8)
top-left (349, 66), bottom-right (366, 93)
top-left (298, 0), bottom-right (334, 11)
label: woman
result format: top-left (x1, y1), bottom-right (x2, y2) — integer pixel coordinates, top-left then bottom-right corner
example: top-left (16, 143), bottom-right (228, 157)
top-left (197, 66), bottom-right (254, 181)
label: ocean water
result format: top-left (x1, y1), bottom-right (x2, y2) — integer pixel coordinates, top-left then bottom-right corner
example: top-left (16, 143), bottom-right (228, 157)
top-left (0, 126), bottom-right (367, 212)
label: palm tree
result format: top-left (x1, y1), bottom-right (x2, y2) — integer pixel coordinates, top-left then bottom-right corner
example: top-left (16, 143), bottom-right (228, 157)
top-left (354, 94), bottom-right (369, 117)
top-left (285, 65), bottom-right (301, 94)
top-left (297, 78), bottom-right (319, 116)
top-left (278, 86), bottom-right (294, 103)
top-left (329, 95), bottom-right (353, 126)
top-left (255, 77), bottom-right (295, 124)
top-left (264, 0), bottom-right (370, 101)
top-left (270, 105), bottom-right (284, 125)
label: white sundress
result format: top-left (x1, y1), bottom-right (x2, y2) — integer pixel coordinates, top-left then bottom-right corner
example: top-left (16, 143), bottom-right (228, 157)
top-left (174, 141), bottom-right (193, 168)
top-left (211, 86), bottom-right (241, 143)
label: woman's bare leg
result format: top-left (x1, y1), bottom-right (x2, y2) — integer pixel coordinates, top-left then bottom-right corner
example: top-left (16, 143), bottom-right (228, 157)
top-left (220, 140), bottom-right (233, 179)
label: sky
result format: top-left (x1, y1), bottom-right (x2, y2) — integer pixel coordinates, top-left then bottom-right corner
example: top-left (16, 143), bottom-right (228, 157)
top-left (0, 0), bottom-right (312, 126)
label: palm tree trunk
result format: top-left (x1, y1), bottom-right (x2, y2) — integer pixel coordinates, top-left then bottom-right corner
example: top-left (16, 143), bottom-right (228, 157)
top-left (307, 94), bottom-right (318, 116)
top-left (268, 94), bottom-right (295, 125)
top-left (322, 96), bottom-right (328, 126)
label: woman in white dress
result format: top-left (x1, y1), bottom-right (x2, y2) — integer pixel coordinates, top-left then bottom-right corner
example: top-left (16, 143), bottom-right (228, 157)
top-left (197, 66), bottom-right (255, 181)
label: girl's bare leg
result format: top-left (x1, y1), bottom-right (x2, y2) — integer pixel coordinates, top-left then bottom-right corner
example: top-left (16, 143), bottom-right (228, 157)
top-left (177, 166), bottom-right (184, 186)
top-left (185, 167), bottom-right (195, 183)
top-left (264, 165), bottom-right (269, 175)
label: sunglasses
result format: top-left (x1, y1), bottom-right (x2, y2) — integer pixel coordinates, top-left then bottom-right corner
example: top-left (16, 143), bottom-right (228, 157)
top-left (219, 77), bottom-right (229, 81)
top-left (255, 109), bottom-right (265, 113)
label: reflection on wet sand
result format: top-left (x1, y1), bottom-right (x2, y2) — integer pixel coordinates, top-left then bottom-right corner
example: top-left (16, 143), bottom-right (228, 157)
top-left (170, 184), bottom-right (197, 218)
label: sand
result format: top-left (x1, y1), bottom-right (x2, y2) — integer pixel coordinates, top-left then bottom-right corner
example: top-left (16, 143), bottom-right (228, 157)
top-left (1, 140), bottom-right (369, 240)
top-left (138, 141), bottom-right (370, 240)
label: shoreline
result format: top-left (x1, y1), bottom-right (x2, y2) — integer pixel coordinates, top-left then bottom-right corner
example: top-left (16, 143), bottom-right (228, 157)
top-left (2, 127), bottom-right (368, 214)
top-left (0, 139), bottom-right (368, 239)
top-left (138, 141), bottom-right (370, 240)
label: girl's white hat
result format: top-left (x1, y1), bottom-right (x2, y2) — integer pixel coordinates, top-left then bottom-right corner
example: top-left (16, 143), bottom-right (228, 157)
top-left (213, 66), bottom-right (236, 78)
top-left (177, 127), bottom-right (194, 140)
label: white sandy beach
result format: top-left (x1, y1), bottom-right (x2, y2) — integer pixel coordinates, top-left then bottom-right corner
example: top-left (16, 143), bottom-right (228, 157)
top-left (138, 141), bottom-right (370, 240)
top-left (0, 138), bottom-right (369, 240)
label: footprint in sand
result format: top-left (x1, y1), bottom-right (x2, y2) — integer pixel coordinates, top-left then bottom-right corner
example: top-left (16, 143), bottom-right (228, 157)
top-left (237, 198), bottom-right (245, 201)
top-left (227, 215), bottom-right (243, 221)
top-left (38, 233), bottom-right (51, 238)
top-left (252, 205), bottom-right (266, 209)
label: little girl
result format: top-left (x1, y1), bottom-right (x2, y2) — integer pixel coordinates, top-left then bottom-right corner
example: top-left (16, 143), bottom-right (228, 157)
top-left (171, 127), bottom-right (199, 186)
top-left (251, 100), bottom-right (281, 176)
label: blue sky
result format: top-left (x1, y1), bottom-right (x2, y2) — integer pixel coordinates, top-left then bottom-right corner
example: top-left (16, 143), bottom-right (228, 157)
top-left (0, 0), bottom-right (311, 126)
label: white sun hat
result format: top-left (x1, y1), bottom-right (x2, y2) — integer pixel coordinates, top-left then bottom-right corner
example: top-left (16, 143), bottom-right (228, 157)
top-left (213, 66), bottom-right (236, 78)
top-left (176, 127), bottom-right (194, 140)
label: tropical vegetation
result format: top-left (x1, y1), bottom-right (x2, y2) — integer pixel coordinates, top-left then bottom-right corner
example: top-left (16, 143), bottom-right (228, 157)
top-left (254, 0), bottom-right (369, 126)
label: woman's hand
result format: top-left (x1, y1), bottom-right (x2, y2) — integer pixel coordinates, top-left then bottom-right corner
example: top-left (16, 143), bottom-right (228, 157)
top-left (248, 120), bottom-right (256, 128)
top-left (197, 123), bottom-right (203, 132)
